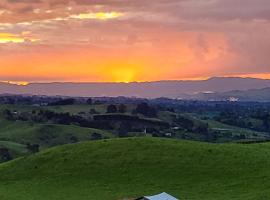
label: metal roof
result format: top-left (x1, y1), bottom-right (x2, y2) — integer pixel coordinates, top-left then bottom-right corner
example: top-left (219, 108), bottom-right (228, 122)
top-left (144, 192), bottom-right (178, 200)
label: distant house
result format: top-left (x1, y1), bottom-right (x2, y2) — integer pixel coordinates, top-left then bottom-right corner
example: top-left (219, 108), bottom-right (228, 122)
top-left (136, 192), bottom-right (178, 200)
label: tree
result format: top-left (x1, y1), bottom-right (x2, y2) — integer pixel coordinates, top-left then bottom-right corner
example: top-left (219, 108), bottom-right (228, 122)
top-left (118, 122), bottom-right (131, 138)
top-left (89, 108), bottom-right (99, 114)
top-left (175, 116), bottom-right (194, 131)
top-left (3, 109), bottom-right (13, 120)
top-left (262, 114), bottom-right (270, 131)
top-left (27, 143), bottom-right (40, 153)
top-left (86, 98), bottom-right (92, 105)
top-left (70, 136), bottom-right (79, 143)
top-left (49, 98), bottom-right (75, 106)
top-left (0, 148), bottom-right (12, 161)
top-left (91, 133), bottom-right (103, 140)
top-left (118, 104), bottom-right (127, 113)
top-left (135, 103), bottom-right (157, 117)
top-left (107, 104), bottom-right (117, 113)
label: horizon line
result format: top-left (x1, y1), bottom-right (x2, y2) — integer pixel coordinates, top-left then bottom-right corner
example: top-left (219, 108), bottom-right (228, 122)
top-left (1, 76), bottom-right (270, 86)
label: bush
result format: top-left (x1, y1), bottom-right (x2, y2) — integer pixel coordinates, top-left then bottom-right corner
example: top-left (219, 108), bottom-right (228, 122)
top-left (27, 144), bottom-right (40, 153)
top-left (107, 105), bottom-right (117, 113)
top-left (49, 98), bottom-right (76, 106)
top-left (0, 148), bottom-right (12, 161)
top-left (118, 104), bottom-right (127, 113)
top-left (91, 133), bottom-right (103, 140)
top-left (135, 103), bottom-right (157, 117)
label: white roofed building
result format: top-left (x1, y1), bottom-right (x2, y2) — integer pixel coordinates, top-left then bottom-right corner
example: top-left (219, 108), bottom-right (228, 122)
top-left (136, 192), bottom-right (178, 200)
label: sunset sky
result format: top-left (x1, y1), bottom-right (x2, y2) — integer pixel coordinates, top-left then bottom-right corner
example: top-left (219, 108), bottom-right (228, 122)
top-left (0, 0), bottom-right (270, 83)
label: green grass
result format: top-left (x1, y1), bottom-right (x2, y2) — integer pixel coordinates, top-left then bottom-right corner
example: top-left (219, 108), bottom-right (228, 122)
top-left (0, 122), bottom-right (111, 146)
top-left (0, 117), bottom-right (112, 147)
top-left (0, 104), bottom-right (38, 112)
top-left (0, 138), bottom-right (270, 200)
top-left (188, 113), bottom-right (269, 140)
top-left (158, 111), bottom-right (177, 122)
top-left (0, 140), bottom-right (28, 157)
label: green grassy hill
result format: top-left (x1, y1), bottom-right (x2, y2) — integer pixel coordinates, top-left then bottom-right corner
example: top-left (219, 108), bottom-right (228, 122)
top-left (0, 138), bottom-right (270, 200)
top-left (0, 140), bottom-right (28, 160)
top-left (0, 115), bottom-right (112, 162)
top-left (0, 104), bottom-right (112, 146)
top-left (0, 119), bottom-right (111, 146)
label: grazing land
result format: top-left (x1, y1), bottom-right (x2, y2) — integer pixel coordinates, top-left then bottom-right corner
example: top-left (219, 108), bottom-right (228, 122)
top-left (1, 138), bottom-right (270, 200)
top-left (0, 96), bottom-right (270, 199)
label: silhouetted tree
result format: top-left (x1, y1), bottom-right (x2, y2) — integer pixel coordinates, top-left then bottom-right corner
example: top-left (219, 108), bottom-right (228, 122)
top-left (86, 98), bottom-right (92, 105)
top-left (89, 108), bottom-right (99, 114)
top-left (91, 133), bottom-right (103, 140)
top-left (135, 103), bottom-right (157, 117)
top-left (0, 148), bottom-right (12, 161)
top-left (118, 122), bottom-right (131, 137)
top-left (70, 136), bottom-right (79, 143)
top-left (3, 109), bottom-right (13, 120)
top-left (175, 116), bottom-right (194, 131)
top-left (118, 104), bottom-right (127, 113)
top-left (49, 98), bottom-right (75, 106)
top-left (107, 104), bottom-right (117, 113)
top-left (27, 143), bottom-right (40, 153)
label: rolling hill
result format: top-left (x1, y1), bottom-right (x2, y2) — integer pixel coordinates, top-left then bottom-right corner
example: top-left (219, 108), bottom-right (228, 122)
top-left (0, 138), bottom-right (270, 200)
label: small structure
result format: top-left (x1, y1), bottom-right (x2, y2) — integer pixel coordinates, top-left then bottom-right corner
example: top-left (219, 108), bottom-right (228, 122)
top-left (136, 192), bottom-right (178, 200)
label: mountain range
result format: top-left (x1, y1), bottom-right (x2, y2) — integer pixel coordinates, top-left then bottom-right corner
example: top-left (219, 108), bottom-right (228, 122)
top-left (1, 77), bottom-right (270, 100)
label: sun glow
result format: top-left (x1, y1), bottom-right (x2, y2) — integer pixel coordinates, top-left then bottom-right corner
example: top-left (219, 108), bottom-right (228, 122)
top-left (110, 68), bottom-right (137, 83)
top-left (3, 81), bottom-right (29, 86)
top-left (98, 65), bottom-right (140, 83)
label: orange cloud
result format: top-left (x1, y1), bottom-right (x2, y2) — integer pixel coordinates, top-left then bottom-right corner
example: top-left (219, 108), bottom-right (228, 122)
top-left (0, 32), bottom-right (38, 43)
top-left (70, 12), bottom-right (124, 20)
top-left (233, 73), bottom-right (270, 80)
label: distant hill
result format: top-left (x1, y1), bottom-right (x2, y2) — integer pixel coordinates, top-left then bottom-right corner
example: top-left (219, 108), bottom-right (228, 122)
top-left (1, 77), bottom-right (270, 98)
top-left (1, 138), bottom-right (270, 200)
top-left (188, 87), bottom-right (270, 102)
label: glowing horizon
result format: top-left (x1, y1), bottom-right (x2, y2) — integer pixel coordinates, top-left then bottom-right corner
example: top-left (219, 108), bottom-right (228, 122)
top-left (3, 73), bottom-right (270, 86)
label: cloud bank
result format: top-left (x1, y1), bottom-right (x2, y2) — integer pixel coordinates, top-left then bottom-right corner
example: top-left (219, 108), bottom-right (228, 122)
top-left (0, 0), bottom-right (270, 82)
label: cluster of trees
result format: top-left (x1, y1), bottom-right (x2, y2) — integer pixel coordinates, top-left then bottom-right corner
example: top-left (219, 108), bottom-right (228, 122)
top-left (49, 98), bottom-right (76, 106)
top-left (133, 103), bottom-right (157, 117)
top-left (106, 102), bottom-right (157, 117)
top-left (174, 116), bottom-right (209, 134)
top-left (107, 104), bottom-right (127, 113)
top-left (106, 104), bottom-right (127, 113)
top-left (3, 106), bottom-right (162, 133)
top-left (215, 110), bottom-right (270, 133)
top-left (4, 109), bottom-right (82, 125)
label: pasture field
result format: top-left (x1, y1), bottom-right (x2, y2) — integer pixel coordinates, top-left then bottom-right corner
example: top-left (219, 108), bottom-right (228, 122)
top-left (0, 138), bottom-right (269, 200)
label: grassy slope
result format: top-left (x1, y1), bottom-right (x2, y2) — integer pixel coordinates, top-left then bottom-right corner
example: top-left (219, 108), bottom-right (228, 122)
top-left (0, 138), bottom-right (270, 200)
top-left (0, 104), bottom-right (113, 162)
top-left (0, 141), bottom-right (27, 157)
top-left (188, 113), bottom-right (269, 140)
top-left (0, 105), bottom-right (112, 146)
top-left (0, 119), bottom-right (111, 146)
